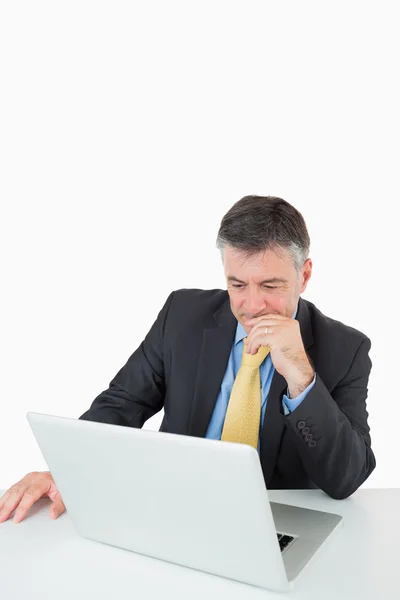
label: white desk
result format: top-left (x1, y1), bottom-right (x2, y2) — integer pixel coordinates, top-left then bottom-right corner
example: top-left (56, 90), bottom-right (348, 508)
top-left (0, 488), bottom-right (398, 599)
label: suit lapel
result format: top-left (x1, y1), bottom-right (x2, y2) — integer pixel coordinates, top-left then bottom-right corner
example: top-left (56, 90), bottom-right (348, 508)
top-left (260, 296), bottom-right (314, 487)
top-left (187, 296), bottom-right (236, 438)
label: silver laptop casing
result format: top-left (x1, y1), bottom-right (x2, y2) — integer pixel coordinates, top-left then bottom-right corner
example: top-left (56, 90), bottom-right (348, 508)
top-left (27, 412), bottom-right (343, 592)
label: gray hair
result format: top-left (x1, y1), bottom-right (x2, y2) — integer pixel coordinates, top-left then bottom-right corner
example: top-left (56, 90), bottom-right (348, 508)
top-left (216, 195), bottom-right (310, 275)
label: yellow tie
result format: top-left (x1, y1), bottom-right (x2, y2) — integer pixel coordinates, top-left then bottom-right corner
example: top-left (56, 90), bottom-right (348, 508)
top-left (221, 338), bottom-right (270, 450)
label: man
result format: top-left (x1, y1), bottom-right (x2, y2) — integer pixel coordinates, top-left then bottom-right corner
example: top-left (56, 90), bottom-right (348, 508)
top-left (0, 195), bottom-right (376, 524)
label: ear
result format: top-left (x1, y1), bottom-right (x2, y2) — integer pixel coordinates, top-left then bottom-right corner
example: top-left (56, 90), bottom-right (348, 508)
top-left (300, 258), bottom-right (312, 293)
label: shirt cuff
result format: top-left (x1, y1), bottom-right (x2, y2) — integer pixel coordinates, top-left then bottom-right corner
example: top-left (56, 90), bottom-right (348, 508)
top-left (282, 374), bottom-right (316, 415)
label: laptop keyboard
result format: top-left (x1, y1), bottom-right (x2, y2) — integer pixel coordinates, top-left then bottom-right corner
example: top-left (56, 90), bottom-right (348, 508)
top-left (277, 533), bottom-right (295, 552)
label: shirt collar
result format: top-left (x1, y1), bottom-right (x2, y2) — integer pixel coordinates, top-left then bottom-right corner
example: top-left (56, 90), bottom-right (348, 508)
top-left (234, 301), bottom-right (299, 345)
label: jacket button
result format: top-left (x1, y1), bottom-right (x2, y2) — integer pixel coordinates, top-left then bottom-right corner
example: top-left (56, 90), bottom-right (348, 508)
top-left (302, 427), bottom-right (310, 434)
top-left (304, 433), bottom-right (313, 442)
top-left (308, 440), bottom-right (317, 448)
top-left (297, 420), bottom-right (307, 430)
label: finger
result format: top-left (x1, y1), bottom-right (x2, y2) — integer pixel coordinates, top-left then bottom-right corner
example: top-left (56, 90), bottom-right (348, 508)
top-left (0, 486), bottom-right (26, 523)
top-left (50, 504), bottom-right (66, 519)
top-left (0, 488), bottom-right (11, 512)
top-left (246, 313), bottom-right (288, 325)
top-left (246, 322), bottom-right (275, 342)
top-left (246, 342), bottom-right (270, 355)
top-left (246, 320), bottom-right (277, 350)
top-left (245, 315), bottom-right (289, 329)
top-left (50, 495), bottom-right (66, 519)
top-left (246, 318), bottom-right (279, 326)
top-left (246, 332), bottom-right (272, 355)
top-left (12, 486), bottom-right (49, 524)
top-left (249, 321), bottom-right (280, 334)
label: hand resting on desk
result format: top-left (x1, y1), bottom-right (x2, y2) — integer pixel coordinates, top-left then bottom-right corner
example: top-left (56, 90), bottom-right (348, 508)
top-left (0, 471), bottom-right (66, 524)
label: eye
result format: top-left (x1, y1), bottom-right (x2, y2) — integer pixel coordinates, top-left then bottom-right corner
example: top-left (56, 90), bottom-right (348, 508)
top-left (231, 284), bottom-right (278, 290)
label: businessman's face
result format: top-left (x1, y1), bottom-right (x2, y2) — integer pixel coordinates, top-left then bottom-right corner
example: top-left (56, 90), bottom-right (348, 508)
top-left (223, 246), bottom-right (312, 334)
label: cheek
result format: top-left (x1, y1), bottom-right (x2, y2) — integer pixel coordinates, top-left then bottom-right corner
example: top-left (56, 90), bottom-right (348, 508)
top-left (228, 292), bottom-right (243, 313)
top-left (273, 297), bottom-right (286, 311)
top-left (264, 294), bottom-right (288, 315)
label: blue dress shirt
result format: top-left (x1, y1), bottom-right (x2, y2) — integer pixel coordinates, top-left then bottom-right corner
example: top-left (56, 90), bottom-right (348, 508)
top-left (205, 302), bottom-right (316, 453)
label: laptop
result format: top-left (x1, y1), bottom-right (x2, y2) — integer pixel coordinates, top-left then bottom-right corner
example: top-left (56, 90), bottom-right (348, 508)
top-left (26, 411), bottom-right (343, 593)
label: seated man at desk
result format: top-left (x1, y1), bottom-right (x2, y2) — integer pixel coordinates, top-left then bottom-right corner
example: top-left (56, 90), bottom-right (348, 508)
top-left (0, 195), bottom-right (376, 524)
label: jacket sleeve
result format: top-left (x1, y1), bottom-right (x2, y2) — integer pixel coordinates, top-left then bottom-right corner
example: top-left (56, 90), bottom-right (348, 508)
top-left (78, 291), bottom-right (174, 427)
top-left (284, 337), bottom-right (376, 499)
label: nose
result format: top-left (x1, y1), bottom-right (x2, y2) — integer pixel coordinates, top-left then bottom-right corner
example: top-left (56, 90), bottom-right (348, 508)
top-left (243, 287), bottom-right (266, 317)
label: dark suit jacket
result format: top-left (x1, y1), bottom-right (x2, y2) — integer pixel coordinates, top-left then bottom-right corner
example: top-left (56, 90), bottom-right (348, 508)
top-left (79, 289), bottom-right (376, 499)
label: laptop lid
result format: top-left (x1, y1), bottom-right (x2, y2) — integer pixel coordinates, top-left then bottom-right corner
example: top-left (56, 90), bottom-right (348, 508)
top-left (26, 411), bottom-right (290, 592)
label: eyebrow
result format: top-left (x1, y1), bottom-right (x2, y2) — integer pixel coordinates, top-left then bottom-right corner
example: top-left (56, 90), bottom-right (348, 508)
top-left (227, 276), bottom-right (288, 284)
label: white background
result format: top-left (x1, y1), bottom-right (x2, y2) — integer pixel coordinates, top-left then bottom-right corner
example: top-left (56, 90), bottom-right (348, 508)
top-left (0, 1), bottom-right (397, 490)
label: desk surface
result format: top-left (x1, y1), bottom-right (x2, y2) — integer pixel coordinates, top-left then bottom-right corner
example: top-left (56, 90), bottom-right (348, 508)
top-left (0, 488), bottom-right (398, 599)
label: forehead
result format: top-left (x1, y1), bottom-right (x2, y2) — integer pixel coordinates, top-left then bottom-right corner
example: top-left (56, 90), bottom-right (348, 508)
top-left (223, 246), bottom-right (295, 279)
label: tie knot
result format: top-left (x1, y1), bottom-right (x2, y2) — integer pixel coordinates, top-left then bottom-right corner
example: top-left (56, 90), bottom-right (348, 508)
top-left (241, 338), bottom-right (270, 368)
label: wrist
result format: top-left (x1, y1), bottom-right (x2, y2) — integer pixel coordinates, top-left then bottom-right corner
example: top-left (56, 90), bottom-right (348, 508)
top-left (287, 368), bottom-right (315, 398)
